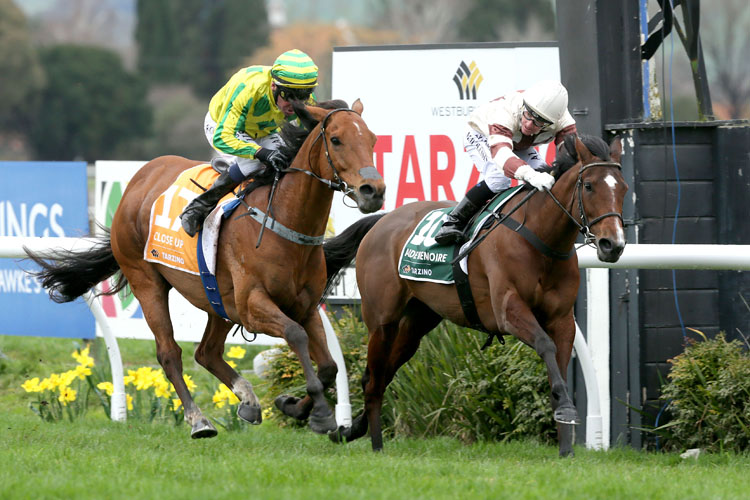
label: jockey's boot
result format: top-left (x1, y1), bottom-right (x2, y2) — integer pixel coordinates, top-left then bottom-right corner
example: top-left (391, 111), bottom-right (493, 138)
top-left (180, 170), bottom-right (239, 237)
top-left (434, 197), bottom-right (480, 246)
top-left (434, 181), bottom-right (496, 246)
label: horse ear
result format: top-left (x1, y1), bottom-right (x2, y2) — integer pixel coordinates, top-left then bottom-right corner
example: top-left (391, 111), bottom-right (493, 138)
top-left (609, 135), bottom-right (623, 162)
top-left (351, 98), bottom-right (364, 115)
top-left (574, 135), bottom-right (594, 164)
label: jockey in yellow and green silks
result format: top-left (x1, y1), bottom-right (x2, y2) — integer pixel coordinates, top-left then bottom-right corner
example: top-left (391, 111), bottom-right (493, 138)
top-left (180, 49), bottom-right (319, 237)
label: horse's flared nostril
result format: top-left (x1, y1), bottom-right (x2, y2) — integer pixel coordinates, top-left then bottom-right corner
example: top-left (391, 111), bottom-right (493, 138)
top-left (359, 183), bottom-right (375, 199)
top-left (598, 238), bottom-right (613, 253)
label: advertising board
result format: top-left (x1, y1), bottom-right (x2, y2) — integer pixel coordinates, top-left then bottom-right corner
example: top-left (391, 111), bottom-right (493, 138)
top-left (0, 161), bottom-right (94, 338)
top-left (327, 43), bottom-right (562, 299)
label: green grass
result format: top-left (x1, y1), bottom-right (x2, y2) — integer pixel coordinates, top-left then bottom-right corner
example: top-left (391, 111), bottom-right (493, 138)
top-left (2, 335), bottom-right (750, 500)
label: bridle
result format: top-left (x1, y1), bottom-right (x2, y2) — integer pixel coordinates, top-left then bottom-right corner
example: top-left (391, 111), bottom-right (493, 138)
top-left (453, 159), bottom-right (624, 264)
top-left (544, 161), bottom-right (624, 246)
top-left (247, 107), bottom-right (361, 247)
top-left (280, 107), bottom-right (358, 198)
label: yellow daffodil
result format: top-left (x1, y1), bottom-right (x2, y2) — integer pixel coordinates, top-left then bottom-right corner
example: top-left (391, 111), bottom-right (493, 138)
top-left (72, 346), bottom-right (95, 368)
top-left (44, 373), bottom-right (62, 391)
top-left (21, 377), bottom-right (41, 393)
top-left (58, 387), bottom-right (76, 405)
top-left (227, 360), bottom-right (237, 369)
top-left (153, 379), bottom-right (172, 399)
top-left (183, 374), bottom-right (197, 392)
top-left (73, 364), bottom-right (92, 380)
top-left (126, 394), bottom-right (133, 411)
top-left (97, 381), bottom-right (114, 396)
top-left (212, 383), bottom-right (240, 408)
top-left (172, 398), bottom-right (183, 411)
top-left (226, 346), bottom-right (246, 359)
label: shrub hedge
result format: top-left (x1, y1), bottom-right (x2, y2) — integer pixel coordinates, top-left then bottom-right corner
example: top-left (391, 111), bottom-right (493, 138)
top-left (658, 332), bottom-right (750, 453)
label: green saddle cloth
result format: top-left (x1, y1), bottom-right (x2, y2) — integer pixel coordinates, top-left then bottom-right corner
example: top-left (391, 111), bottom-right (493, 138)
top-left (397, 185), bottom-right (523, 284)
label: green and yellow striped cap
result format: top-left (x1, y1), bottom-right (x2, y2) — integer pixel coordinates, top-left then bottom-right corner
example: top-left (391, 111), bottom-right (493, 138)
top-left (271, 49), bottom-right (318, 88)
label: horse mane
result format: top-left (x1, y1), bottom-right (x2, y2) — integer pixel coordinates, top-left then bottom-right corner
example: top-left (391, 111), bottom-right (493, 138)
top-left (277, 99), bottom-right (350, 161)
top-left (551, 134), bottom-right (611, 178)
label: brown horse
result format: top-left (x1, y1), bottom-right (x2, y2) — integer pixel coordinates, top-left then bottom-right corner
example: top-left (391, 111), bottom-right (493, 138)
top-left (28, 99), bottom-right (386, 438)
top-left (323, 134), bottom-right (627, 456)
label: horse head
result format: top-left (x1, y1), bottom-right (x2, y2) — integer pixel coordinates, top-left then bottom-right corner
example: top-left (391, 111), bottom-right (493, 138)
top-left (552, 134), bottom-right (628, 263)
top-left (292, 99), bottom-right (386, 213)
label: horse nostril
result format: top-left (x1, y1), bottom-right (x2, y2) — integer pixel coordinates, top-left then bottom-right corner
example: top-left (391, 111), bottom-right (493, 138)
top-left (359, 184), bottom-right (375, 199)
top-left (598, 238), bottom-right (613, 253)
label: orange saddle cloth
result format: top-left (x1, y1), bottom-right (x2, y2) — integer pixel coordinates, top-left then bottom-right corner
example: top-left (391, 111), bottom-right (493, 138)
top-left (144, 164), bottom-right (235, 275)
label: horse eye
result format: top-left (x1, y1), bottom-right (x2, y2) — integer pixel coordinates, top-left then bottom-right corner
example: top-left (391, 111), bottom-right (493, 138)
top-left (584, 181), bottom-right (593, 191)
top-left (330, 137), bottom-right (341, 146)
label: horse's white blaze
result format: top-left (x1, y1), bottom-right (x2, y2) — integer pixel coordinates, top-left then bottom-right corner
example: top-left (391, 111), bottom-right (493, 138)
top-left (604, 174), bottom-right (618, 189)
top-left (353, 122), bottom-right (363, 136)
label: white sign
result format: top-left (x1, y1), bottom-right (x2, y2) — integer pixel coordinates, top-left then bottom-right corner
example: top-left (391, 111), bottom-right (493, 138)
top-left (329, 44), bottom-right (561, 237)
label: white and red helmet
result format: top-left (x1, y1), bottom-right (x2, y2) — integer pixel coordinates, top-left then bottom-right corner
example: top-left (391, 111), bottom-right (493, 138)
top-left (522, 80), bottom-right (569, 124)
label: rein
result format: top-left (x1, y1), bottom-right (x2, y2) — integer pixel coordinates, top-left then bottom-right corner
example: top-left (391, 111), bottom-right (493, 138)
top-left (281, 107), bottom-right (359, 197)
top-left (243, 107), bottom-right (360, 248)
top-left (451, 160), bottom-right (623, 264)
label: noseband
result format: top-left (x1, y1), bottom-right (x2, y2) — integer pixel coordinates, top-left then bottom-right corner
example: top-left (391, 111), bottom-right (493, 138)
top-left (546, 161), bottom-right (624, 245)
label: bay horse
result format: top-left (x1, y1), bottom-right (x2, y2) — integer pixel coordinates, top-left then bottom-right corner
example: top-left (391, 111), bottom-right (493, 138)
top-left (323, 134), bottom-right (627, 456)
top-left (28, 99), bottom-right (386, 438)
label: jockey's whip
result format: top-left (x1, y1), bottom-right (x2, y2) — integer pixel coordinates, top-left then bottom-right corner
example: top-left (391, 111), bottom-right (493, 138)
top-left (256, 171), bottom-right (281, 248)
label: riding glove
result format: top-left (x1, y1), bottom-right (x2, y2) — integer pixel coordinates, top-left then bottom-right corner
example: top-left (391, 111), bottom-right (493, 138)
top-left (255, 148), bottom-right (289, 171)
top-left (515, 164), bottom-right (555, 191)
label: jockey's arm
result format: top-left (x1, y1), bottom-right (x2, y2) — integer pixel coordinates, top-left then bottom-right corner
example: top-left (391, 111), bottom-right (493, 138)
top-left (212, 96), bottom-right (263, 159)
top-left (489, 129), bottom-right (554, 191)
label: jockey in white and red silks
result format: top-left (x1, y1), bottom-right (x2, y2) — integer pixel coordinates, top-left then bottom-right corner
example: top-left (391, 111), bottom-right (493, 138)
top-left (435, 80), bottom-right (578, 245)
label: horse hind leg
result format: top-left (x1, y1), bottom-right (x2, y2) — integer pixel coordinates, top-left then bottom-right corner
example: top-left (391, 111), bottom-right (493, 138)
top-left (194, 315), bottom-right (262, 425)
top-left (122, 263), bottom-right (217, 438)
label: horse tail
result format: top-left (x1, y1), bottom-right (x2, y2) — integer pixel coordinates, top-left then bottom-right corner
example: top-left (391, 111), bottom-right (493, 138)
top-left (321, 213), bottom-right (386, 302)
top-left (25, 230), bottom-right (127, 304)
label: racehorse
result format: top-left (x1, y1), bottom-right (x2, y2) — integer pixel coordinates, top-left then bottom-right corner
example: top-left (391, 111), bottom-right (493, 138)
top-left (323, 134), bottom-right (627, 456)
top-left (27, 99), bottom-right (386, 438)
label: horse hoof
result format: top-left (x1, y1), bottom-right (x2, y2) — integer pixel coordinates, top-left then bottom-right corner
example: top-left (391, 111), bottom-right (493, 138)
top-left (274, 394), bottom-right (297, 411)
top-left (554, 406), bottom-right (581, 425)
top-left (237, 402), bottom-right (262, 424)
top-left (191, 418), bottom-right (218, 439)
top-left (328, 426), bottom-right (348, 444)
top-left (309, 413), bottom-right (337, 434)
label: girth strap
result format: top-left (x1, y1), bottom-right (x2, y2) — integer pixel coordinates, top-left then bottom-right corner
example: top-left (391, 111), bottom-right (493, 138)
top-left (451, 244), bottom-right (504, 349)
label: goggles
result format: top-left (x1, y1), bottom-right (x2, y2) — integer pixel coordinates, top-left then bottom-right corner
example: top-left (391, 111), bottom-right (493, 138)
top-left (523, 106), bottom-right (553, 129)
top-left (278, 86), bottom-right (314, 102)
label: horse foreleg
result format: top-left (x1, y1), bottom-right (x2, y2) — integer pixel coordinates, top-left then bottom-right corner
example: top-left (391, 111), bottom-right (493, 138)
top-left (243, 293), bottom-right (337, 434)
top-left (363, 321), bottom-right (399, 451)
top-left (501, 293), bottom-right (580, 427)
top-left (546, 315), bottom-right (577, 457)
top-left (194, 315), bottom-right (262, 424)
top-left (364, 304), bottom-right (440, 451)
top-left (274, 311), bottom-right (338, 423)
